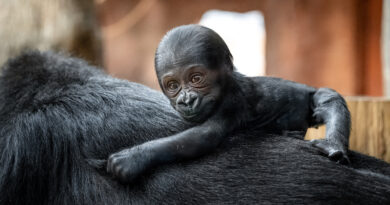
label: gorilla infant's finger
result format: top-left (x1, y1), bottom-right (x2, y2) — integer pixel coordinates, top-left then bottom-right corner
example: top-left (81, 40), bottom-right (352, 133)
top-left (106, 157), bottom-right (114, 173)
top-left (310, 139), bottom-right (332, 154)
top-left (338, 156), bottom-right (350, 165)
top-left (118, 169), bottom-right (134, 184)
top-left (114, 164), bottom-right (124, 175)
top-left (310, 139), bottom-right (349, 165)
top-left (328, 150), bottom-right (343, 161)
top-left (107, 155), bottom-right (122, 174)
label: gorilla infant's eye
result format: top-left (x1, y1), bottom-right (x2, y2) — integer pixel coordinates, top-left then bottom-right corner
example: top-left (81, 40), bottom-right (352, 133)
top-left (167, 80), bottom-right (179, 91)
top-left (190, 73), bottom-right (203, 84)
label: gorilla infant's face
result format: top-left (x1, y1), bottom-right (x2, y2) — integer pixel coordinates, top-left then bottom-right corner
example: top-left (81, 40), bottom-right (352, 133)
top-left (160, 66), bottom-right (222, 123)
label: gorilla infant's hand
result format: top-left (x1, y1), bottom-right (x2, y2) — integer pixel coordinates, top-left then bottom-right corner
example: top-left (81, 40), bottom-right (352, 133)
top-left (310, 138), bottom-right (350, 165)
top-left (107, 145), bottom-right (154, 184)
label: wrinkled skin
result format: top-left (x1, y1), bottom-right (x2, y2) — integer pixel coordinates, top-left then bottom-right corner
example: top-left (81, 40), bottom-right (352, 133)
top-left (107, 24), bottom-right (351, 184)
top-left (160, 66), bottom-right (222, 122)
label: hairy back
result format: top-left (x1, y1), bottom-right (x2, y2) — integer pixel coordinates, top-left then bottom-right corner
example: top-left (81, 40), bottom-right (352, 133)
top-left (0, 51), bottom-right (389, 204)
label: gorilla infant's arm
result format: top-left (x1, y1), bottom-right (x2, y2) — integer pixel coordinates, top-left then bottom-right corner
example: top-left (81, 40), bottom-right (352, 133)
top-left (107, 25), bottom-right (350, 183)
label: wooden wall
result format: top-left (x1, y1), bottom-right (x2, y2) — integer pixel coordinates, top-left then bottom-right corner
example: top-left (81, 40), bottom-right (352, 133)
top-left (265, 0), bottom-right (383, 96)
top-left (98, 0), bottom-right (383, 95)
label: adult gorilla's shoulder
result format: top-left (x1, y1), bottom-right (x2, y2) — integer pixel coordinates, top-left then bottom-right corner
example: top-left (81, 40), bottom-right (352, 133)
top-left (0, 51), bottom-right (389, 204)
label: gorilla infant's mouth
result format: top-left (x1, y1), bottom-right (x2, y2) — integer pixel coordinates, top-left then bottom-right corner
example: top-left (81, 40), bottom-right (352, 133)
top-left (179, 109), bottom-right (199, 118)
top-left (176, 107), bottom-right (203, 122)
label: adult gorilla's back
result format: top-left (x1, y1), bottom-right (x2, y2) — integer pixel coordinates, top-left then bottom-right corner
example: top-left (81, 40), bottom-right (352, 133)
top-left (0, 51), bottom-right (389, 204)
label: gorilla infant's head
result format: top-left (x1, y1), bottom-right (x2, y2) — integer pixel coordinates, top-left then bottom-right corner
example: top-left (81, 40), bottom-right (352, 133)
top-left (155, 25), bottom-right (234, 122)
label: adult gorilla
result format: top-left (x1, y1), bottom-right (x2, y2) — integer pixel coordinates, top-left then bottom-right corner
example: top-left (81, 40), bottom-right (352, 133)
top-left (0, 51), bottom-right (389, 204)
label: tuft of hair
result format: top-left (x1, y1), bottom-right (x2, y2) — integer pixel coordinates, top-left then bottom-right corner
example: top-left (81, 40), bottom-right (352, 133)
top-left (155, 24), bottom-right (233, 78)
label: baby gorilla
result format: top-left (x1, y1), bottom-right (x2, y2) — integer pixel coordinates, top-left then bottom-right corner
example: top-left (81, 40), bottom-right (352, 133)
top-left (107, 24), bottom-right (351, 183)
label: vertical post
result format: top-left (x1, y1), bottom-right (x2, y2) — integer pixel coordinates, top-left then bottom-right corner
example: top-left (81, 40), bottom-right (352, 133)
top-left (383, 0), bottom-right (390, 97)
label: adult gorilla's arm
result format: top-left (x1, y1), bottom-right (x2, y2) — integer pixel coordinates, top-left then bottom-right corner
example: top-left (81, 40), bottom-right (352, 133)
top-left (0, 51), bottom-right (389, 204)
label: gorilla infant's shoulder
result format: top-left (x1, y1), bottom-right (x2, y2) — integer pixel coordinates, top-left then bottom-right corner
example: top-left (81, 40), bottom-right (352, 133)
top-left (249, 76), bottom-right (316, 93)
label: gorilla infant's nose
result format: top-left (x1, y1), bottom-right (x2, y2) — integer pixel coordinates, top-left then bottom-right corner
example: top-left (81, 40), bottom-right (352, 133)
top-left (177, 91), bottom-right (198, 108)
top-left (185, 92), bottom-right (197, 105)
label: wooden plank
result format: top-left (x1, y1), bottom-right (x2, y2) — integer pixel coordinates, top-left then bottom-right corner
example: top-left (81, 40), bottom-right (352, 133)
top-left (359, 0), bottom-right (383, 96)
top-left (305, 97), bottom-right (390, 162)
top-left (383, 0), bottom-right (390, 97)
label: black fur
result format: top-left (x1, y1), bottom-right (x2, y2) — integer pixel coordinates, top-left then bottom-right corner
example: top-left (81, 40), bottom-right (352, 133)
top-left (108, 25), bottom-right (351, 182)
top-left (0, 51), bottom-right (390, 204)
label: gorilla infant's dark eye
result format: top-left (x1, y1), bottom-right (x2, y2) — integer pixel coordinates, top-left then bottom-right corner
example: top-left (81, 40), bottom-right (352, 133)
top-left (167, 81), bottom-right (179, 91)
top-left (191, 74), bottom-right (203, 84)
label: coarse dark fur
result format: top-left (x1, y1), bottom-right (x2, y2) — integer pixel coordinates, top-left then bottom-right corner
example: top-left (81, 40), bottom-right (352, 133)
top-left (0, 51), bottom-right (390, 205)
top-left (107, 25), bottom-right (351, 183)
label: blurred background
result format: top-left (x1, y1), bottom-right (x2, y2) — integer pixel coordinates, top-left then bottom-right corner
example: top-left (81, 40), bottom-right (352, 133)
top-left (1, 0), bottom-right (389, 96)
top-left (0, 0), bottom-right (389, 161)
